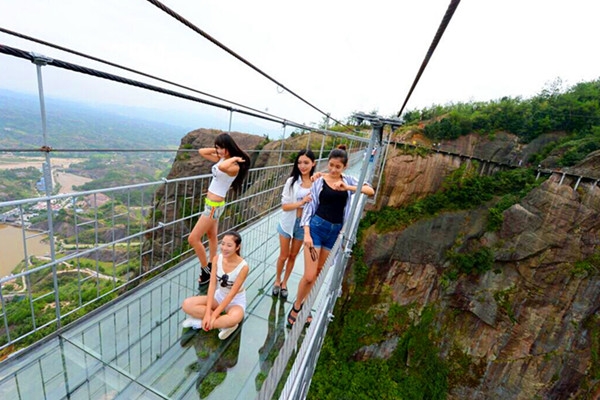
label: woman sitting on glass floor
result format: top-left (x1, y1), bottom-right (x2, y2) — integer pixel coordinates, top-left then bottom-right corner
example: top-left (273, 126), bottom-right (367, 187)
top-left (181, 230), bottom-right (249, 340)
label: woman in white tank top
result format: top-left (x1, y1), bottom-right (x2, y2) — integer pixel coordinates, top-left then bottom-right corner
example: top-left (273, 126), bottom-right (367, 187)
top-left (188, 133), bottom-right (250, 290)
top-left (182, 231), bottom-right (249, 340)
top-left (273, 149), bottom-right (316, 300)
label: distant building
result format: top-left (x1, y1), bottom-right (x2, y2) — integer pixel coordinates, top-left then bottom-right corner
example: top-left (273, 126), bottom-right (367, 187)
top-left (36, 176), bottom-right (46, 192)
top-left (36, 162), bottom-right (53, 193)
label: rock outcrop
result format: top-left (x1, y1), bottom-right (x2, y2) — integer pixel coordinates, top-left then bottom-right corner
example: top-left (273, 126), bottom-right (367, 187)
top-left (141, 129), bottom-right (267, 269)
top-left (142, 129), bottom-right (320, 269)
top-left (352, 137), bottom-right (600, 398)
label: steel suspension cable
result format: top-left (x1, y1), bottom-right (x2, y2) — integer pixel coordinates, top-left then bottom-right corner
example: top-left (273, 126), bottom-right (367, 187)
top-left (396, 0), bottom-right (461, 118)
top-left (0, 27), bottom-right (287, 123)
top-left (1, 42), bottom-right (370, 147)
top-left (143, 0), bottom-right (355, 131)
top-left (0, 43), bottom-right (328, 134)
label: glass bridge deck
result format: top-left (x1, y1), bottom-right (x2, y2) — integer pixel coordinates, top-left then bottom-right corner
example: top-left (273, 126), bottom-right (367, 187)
top-left (0, 209), bottom-right (304, 400)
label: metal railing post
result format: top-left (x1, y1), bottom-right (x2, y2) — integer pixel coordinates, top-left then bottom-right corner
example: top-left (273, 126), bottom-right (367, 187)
top-left (278, 123), bottom-right (286, 164)
top-left (318, 115), bottom-right (328, 169)
top-left (341, 119), bottom-right (381, 244)
top-left (32, 52), bottom-right (61, 328)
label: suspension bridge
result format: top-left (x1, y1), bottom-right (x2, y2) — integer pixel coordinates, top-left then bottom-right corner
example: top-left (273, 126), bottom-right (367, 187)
top-left (1, 1), bottom-right (599, 399)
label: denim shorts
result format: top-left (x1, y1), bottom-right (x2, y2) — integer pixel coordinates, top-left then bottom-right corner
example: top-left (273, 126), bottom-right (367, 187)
top-left (309, 214), bottom-right (343, 251)
top-left (201, 198), bottom-right (225, 220)
top-left (277, 217), bottom-right (304, 241)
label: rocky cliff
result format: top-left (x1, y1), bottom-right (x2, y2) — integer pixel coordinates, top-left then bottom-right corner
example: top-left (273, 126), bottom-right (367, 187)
top-left (348, 133), bottom-right (600, 398)
top-left (142, 128), bottom-right (316, 268)
top-left (141, 129), bottom-right (265, 268)
top-left (378, 131), bottom-right (568, 208)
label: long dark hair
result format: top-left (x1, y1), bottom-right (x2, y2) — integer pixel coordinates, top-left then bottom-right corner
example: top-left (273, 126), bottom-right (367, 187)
top-left (329, 144), bottom-right (348, 166)
top-left (289, 149), bottom-right (316, 189)
top-left (214, 133), bottom-right (251, 191)
top-left (223, 230), bottom-right (242, 255)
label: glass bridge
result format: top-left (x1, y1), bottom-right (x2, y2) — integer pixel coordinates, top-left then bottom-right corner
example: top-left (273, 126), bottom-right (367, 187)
top-left (0, 209), bottom-right (290, 399)
top-left (0, 155), bottom-right (381, 400)
top-left (0, 39), bottom-right (387, 399)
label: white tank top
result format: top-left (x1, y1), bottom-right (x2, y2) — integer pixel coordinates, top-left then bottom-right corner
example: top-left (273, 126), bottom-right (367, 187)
top-left (208, 159), bottom-right (237, 197)
top-left (296, 186), bottom-right (311, 208)
top-left (216, 254), bottom-right (247, 292)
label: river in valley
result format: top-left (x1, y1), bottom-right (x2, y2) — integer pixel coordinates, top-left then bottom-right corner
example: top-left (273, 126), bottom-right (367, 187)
top-left (0, 157), bottom-right (94, 277)
top-left (0, 224), bottom-right (50, 278)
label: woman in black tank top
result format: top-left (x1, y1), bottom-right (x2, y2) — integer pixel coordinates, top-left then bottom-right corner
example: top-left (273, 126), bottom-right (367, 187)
top-left (287, 145), bottom-right (374, 327)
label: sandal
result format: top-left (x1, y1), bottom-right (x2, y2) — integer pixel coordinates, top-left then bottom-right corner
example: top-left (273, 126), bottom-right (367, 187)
top-left (272, 285), bottom-right (280, 297)
top-left (286, 303), bottom-right (303, 328)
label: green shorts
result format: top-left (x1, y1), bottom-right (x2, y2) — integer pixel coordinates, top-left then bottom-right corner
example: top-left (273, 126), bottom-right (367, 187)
top-left (202, 198), bottom-right (226, 220)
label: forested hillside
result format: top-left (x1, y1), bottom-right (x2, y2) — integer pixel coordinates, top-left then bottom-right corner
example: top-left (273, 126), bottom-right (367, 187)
top-left (310, 78), bottom-right (600, 399)
top-left (0, 90), bottom-right (186, 151)
top-left (401, 78), bottom-right (600, 167)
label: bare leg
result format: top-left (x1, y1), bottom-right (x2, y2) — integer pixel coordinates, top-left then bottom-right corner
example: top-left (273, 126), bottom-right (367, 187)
top-left (212, 306), bottom-right (244, 329)
top-left (290, 246), bottom-right (330, 324)
top-left (206, 217), bottom-right (219, 264)
top-left (275, 234), bottom-right (291, 287)
top-left (281, 238), bottom-right (303, 289)
top-left (182, 295), bottom-right (212, 319)
top-left (188, 215), bottom-right (216, 267)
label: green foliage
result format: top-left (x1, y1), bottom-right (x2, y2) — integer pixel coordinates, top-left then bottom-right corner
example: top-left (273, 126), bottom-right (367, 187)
top-left (409, 79), bottom-right (600, 147)
top-left (362, 167), bottom-right (539, 235)
top-left (176, 152), bottom-right (191, 161)
top-left (447, 246), bottom-right (494, 275)
top-left (555, 128), bottom-right (600, 166)
top-left (487, 194), bottom-right (520, 231)
top-left (287, 151), bottom-right (298, 164)
top-left (447, 346), bottom-right (486, 388)
top-left (0, 263), bottom-right (118, 348)
top-left (493, 286), bottom-right (517, 323)
top-left (70, 153), bottom-right (172, 206)
top-left (198, 372), bottom-right (227, 397)
top-left (397, 143), bottom-right (431, 158)
top-left (389, 306), bottom-right (449, 399)
top-left (311, 300), bottom-right (448, 400)
top-left (424, 110), bottom-right (473, 140)
top-left (571, 251), bottom-right (600, 278)
top-left (351, 245), bottom-right (369, 286)
top-left (311, 357), bottom-right (401, 400)
top-left (402, 109), bottom-right (423, 125)
top-left (585, 314), bottom-right (600, 380)
top-left (0, 167), bottom-right (42, 202)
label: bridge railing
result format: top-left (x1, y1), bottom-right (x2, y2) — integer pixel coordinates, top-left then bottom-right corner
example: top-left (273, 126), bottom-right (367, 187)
top-left (0, 162), bottom-right (294, 353)
top-left (0, 39), bottom-right (376, 375)
top-left (0, 145), bottom-right (375, 356)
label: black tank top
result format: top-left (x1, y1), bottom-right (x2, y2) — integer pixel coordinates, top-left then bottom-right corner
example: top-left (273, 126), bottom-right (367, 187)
top-left (316, 180), bottom-right (347, 224)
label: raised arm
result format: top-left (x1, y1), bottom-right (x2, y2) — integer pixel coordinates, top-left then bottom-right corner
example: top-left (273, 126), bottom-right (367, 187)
top-left (198, 147), bottom-right (220, 163)
top-left (341, 183), bottom-right (375, 196)
top-left (336, 175), bottom-right (375, 196)
top-left (218, 156), bottom-right (244, 177)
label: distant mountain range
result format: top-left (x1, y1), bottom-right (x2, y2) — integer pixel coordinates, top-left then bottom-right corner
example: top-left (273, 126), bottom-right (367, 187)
top-left (0, 90), bottom-right (202, 151)
top-left (0, 90), bottom-right (285, 153)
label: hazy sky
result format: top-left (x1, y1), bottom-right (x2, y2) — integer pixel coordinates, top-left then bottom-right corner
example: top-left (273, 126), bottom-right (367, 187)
top-left (1, 0), bottom-right (600, 133)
